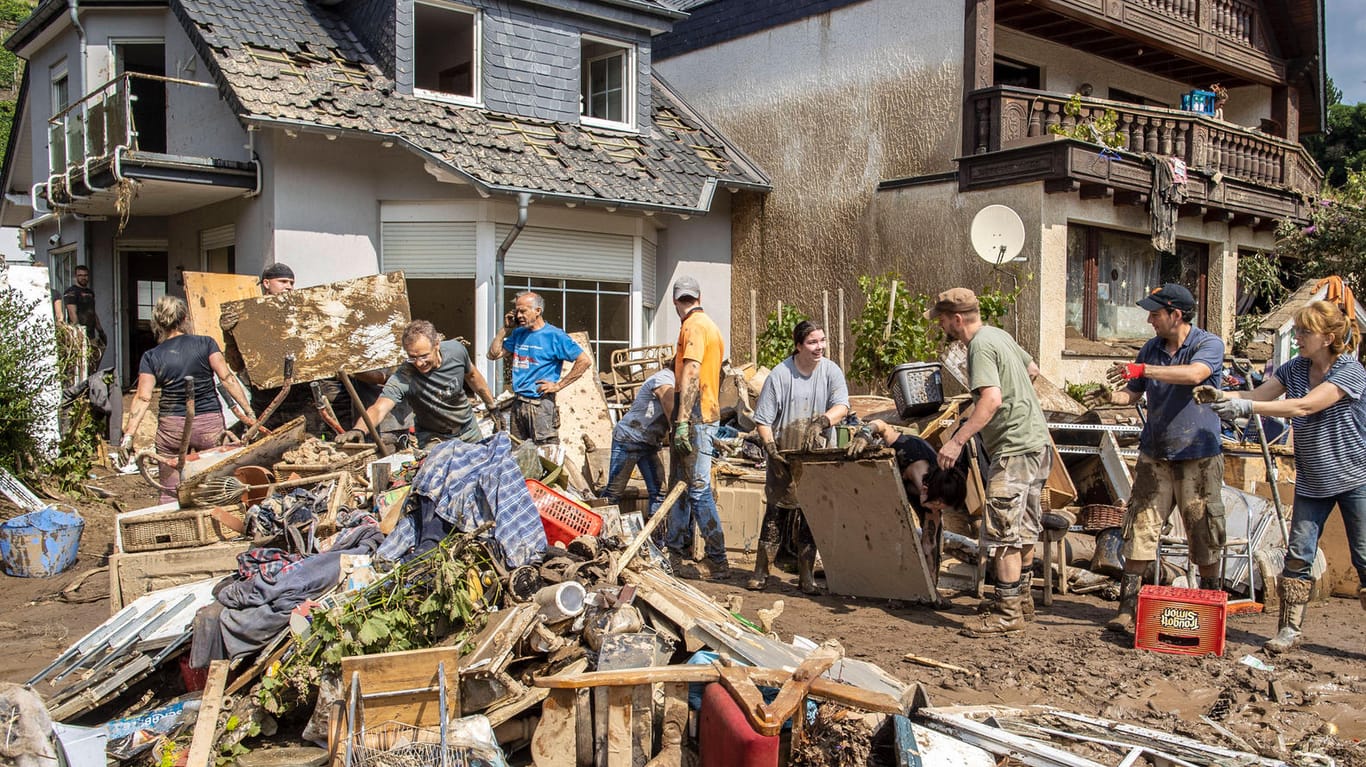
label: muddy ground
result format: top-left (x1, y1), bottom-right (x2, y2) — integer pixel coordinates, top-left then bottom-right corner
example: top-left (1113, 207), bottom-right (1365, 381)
top-left (2, 469), bottom-right (1364, 766)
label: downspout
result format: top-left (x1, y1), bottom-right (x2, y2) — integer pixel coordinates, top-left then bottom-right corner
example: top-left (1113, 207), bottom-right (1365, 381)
top-left (67, 0), bottom-right (86, 82)
top-left (492, 192), bottom-right (530, 383)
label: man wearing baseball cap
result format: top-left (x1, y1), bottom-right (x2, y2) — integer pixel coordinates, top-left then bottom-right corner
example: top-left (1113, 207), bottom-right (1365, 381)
top-left (1088, 282), bottom-right (1226, 636)
top-left (665, 275), bottom-right (731, 580)
top-left (929, 287), bottom-right (1050, 637)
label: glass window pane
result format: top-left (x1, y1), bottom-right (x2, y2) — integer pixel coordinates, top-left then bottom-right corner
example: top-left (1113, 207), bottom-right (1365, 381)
top-left (598, 342), bottom-right (627, 372)
top-left (1065, 227), bottom-right (1087, 335)
top-left (1096, 230), bottom-right (1158, 340)
top-left (601, 293), bottom-right (629, 342)
top-left (564, 291), bottom-right (595, 336)
top-left (565, 279), bottom-right (597, 291)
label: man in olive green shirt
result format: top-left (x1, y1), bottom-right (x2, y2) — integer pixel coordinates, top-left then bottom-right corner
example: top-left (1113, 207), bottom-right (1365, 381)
top-left (930, 288), bottom-right (1050, 638)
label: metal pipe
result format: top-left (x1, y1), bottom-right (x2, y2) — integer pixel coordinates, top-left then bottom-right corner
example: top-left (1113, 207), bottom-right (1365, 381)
top-left (493, 192), bottom-right (530, 382)
top-left (338, 368), bottom-right (390, 456)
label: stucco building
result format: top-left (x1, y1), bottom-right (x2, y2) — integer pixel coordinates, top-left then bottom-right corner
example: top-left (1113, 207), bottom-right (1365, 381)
top-left (653, 0), bottom-right (1325, 384)
top-left (1, 0), bottom-right (769, 384)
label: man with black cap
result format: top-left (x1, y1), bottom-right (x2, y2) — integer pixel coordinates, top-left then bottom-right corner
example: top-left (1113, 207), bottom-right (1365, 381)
top-left (929, 287), bottom-right (1049, 637)
top-left (665, 275), bottom-right (730, 580)
top-left (1089, 283), bottom-right (1227, 636)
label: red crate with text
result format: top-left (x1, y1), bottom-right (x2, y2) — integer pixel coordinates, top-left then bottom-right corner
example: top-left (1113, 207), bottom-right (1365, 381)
top-left (1135, 585), bottom-right (1227, 657)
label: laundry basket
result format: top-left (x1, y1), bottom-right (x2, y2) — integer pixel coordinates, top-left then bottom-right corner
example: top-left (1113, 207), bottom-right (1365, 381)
top-left (887, 363), bottom-right (944, 418)
top-left (0, 505), bottom-right (84, 577)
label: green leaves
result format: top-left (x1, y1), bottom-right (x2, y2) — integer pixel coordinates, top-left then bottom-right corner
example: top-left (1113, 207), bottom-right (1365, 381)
top-left (756, 305), bottom-right (809, 369)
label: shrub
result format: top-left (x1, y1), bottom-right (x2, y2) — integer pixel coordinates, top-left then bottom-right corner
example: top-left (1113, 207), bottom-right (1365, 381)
top-left (0, 285), bottom-right (59, 476)
top-left (755, 304), bottom-right (809, 369)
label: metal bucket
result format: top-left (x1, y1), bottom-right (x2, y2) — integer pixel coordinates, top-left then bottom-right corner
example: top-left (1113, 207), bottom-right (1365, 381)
top-left (0, 505), bottom-right (84, 577)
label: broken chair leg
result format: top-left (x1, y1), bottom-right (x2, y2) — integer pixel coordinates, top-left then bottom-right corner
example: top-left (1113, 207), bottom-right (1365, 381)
top-left (338, 368), bottom-right (391, 457)
top-left (242, 354), bottom-right (295, 443)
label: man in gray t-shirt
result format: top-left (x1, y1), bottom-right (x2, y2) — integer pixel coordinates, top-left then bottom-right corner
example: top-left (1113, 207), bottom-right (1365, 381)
top-left (750, 321), bottom-right (850, 593)
top-left (340, 321), bottom-right (498, 448)
top-left (603, 367), bottom-right (675, 516)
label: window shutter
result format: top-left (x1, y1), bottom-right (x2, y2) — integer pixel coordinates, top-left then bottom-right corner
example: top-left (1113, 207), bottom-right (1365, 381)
top-left (641, 239), bottom-right (657, 308)
top-left (200, 224), bottom-right (235, 251)
top-left (381, 222), bottom-right (477, 278)
top-left (497, 225), bottom-right (633, 281)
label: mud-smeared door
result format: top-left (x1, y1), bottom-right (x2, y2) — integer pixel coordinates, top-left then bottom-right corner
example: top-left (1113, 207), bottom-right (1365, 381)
top-left (123, 250), bottom-right (168, 381)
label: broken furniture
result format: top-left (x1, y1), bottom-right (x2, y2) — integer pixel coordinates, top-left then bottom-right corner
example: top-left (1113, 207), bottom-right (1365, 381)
top-left (331, 646), bottom-right (461, 767)
top-left (604, 345), bottom-right (674, 407)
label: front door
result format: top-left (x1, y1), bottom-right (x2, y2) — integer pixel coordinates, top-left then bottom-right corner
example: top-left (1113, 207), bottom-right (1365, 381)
top-left (123, 250), bottom-right (168, 382)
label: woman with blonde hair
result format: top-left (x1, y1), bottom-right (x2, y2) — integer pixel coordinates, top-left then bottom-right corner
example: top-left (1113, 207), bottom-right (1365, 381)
top-left (121, 295), bottom-right (256, 501)
top-left (1198, 300), bottom-right (1366, 653)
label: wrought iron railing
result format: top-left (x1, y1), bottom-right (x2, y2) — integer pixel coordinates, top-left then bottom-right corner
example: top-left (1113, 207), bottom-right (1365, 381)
top-left (967, 86), bottom-right (1323, 195)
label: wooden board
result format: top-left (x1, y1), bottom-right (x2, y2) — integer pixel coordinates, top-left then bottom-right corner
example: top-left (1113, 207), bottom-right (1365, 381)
top-left (557, 332), bottom-right (614, 488)
top-left (226, 272), bottom-right (411, 388)
top-left (177, 417), bottom-right (307, 507)
top-left (339, 646), bottom-right (460, 728)
top-left (183, 271), bottom-right (260, 353)
top-left (185, 660), bottom-right (230, 767)
top-left (792, 456), bottom-right (938, 602)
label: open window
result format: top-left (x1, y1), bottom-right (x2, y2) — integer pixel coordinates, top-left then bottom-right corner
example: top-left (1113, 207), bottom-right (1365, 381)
top-left (1065, 224), bottom-right (1208, 341)
top-left (580, 36), bottom-right (634, 129)
top-left (414, 1), bottom-right (478, 102)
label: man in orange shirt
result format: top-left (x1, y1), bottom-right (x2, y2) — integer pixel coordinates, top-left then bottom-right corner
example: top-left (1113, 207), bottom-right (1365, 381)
top-left (665, 276), bottom-right (730, 579)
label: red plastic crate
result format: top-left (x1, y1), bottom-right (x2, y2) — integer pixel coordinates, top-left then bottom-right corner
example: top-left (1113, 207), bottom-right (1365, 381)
top-left (526, 479), bottom-right (603, 546)
top-left (1135, 585), bottom-right (1227, 657)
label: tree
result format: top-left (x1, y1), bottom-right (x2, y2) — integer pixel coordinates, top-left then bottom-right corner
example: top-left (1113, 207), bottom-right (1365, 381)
top-left (1272, 169), bottom-right (1366, 295)
top-left (0, 1), bottom-right (37, 153)
top-left (1302, 78), bottom-right (1366, 189)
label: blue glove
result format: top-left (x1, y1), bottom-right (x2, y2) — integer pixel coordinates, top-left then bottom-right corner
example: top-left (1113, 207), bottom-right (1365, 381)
top-left (1210, 397), bottom-right (1253, 420)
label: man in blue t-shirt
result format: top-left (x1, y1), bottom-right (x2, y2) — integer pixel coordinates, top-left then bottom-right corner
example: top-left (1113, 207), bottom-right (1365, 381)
top-left (487, 291), bottom-right (592, 445)
top-left (1087, 283), bottom-right (1227, 636)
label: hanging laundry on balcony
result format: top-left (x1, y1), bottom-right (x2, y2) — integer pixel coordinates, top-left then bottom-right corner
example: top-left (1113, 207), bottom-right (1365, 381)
top-left (1147, 154), bottom-right (1188, 254)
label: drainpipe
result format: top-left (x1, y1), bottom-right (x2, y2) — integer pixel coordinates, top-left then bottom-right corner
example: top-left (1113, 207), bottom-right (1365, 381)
top-left (67, 0), bottom-right (86, 80)
top-left (492, 192), bottom-right (530, 383)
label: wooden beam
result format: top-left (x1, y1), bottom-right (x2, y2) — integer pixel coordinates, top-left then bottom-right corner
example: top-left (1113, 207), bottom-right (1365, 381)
top-left (1113, 190), bottom-right (1148, 206)
top-left (1204, 208), bottom-right (1235, 224)
top-left (1044, 178), bottom-right (1079, 194)
top-left (1079, 183), bottom-right (1113, 200)
top-left (1230, 213), bottom-right (1262, 229)
top-left (1178, 203), bottom-right (1207, 218)
top-left (186, 660), bottom-right (230, 767)
top-left (962, 0), bottom-right (994, 158)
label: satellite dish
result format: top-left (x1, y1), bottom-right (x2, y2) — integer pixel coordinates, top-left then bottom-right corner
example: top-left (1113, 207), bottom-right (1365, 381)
top-left (970, 205), bottom-right (1026, 266)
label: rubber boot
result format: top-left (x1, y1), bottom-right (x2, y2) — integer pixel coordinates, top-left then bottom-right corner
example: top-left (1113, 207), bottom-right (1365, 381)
top-left (1105, 574), bottom-right (1143, 635)
top-left (1264, 576), bottom-right (1311, 654)
top-left (746, 544), bottom-right (777, 591)
top-left (1021, 590), bottom-right (1036, 622)
top-left (797, 545), bottom-right (820, 594)
top-left (962, 581), bottom-right (1026, 638)
top-left (1358, 586), bottom-right (1365, 612)
top-left (979, 587), bottom-right (1035, 620)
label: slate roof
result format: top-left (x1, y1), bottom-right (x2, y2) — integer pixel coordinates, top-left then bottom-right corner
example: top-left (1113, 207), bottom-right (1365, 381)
top-left (169, 0), bottom-right (769, 213)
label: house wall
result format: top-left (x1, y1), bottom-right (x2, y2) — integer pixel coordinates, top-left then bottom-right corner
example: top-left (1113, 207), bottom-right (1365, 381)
top-left (997, 29), bottom-right (1273, 129)
top-left (655, 190), bottom-right (733, 354)
top-left (161, 17), bottom-right (251, 160)
top-left (655, 0), bottom-right (964, 368)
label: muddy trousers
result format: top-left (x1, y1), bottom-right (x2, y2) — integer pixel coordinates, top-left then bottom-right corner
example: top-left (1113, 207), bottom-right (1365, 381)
top-left (154, 411), bottom-right (227, 504)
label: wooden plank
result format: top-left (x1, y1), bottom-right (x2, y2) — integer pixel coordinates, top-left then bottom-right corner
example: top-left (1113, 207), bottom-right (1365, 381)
top-left (606, 686), bottom-right (633, 767)
top-left (531, 688), bottom-right (577, 767)
top-left (177, 417), bottom-right (306, 507)
top-left (557, 331), bottom-right (614, 488)
top-left (792, 456), bottom-right (937, 602)
top-left (185, 659), bottom-right (230, 767)
top-left (226, 272), bottom-right (411, 388)
top-left (643, 683), bottom-right (687, 767)
top-left (339, 646), bottom-right (460, 728)
top-left (183, 272), bottom-right (260, 354)
top-left (1099, 431), bottom-right (1133, 500)
top-left (575, 688), bottom-right (594, 767)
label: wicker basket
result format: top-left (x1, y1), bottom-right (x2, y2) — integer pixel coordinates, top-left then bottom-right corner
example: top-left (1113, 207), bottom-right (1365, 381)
top-left (119, 506), bottom-right (245, 553)
top-left (1080, 503), bottom-right (1126, 532)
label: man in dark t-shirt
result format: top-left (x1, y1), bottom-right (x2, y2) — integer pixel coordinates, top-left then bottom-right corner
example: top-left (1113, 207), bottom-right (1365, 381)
top-left (63, 265), bottom-right (106, 359)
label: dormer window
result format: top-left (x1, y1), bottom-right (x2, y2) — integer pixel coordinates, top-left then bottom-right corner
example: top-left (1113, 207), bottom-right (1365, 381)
top-left (580, 36), bottom-right (634, 130)
top-left (415, 0), bottom-right (479, 103)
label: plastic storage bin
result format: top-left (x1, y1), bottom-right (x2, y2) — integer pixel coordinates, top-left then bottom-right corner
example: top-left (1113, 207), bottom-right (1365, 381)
top-left (1135, 585), bottom-right (1227, 657)
top-left (0, 505), bottom-right (84, 577)
top-left (1181, 89), bottom-right (1218, 115)
top-left (526, 479), bottom-right (603, 546)
top-left (887, 362), bottom-right (944, 418)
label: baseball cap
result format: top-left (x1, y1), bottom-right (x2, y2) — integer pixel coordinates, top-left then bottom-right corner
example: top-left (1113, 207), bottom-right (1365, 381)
top-left (673, 276), bottom-right (701, 300)
top-left (261, 262), bottom-right (295, 281)
top-left (924, 287), bottom-right (980, 320)
top-left (1136, 283), bottom-right (1195, 312)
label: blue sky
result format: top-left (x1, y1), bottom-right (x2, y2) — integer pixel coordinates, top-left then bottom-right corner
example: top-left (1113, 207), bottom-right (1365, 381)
top-left (1327, 0), bottom-right (1366, 105)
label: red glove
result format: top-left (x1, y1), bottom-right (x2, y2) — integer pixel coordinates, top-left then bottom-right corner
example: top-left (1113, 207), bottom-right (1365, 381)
top-left (1119, 363), bottom-right (1145, 380)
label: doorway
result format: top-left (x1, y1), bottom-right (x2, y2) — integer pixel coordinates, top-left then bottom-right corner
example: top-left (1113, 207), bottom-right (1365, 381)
top-left (114, 41), bottom-right (166, 153)
top-left (123, 250), bottom-right (168, 381)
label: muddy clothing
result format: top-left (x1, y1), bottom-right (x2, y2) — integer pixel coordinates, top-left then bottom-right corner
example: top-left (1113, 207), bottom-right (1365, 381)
top-left (381, 339), bottom-right (481, 446)
top-left (613, 368), bottom-right (674, 446)
top-left (753, 357), bottom-right (849, 449)
top-left (982, 447), bottom-right (1051, 547)
top-left (1127, 326), bottom-right (1223, 460)
top-left (967, 326), bottom-right (1047, 458)
top-left (62, 284), bottom-right (98, 338)
top-left (891, 435), bottom-right (939, 513)
top-left (139, 334), bottom-right (223, 417)
top-left (759, 464), bottom-right (815, 550)
top-left (154, 411), bottom-right (226, 504)
top-left (503, 324), bottom-right (582, 398)
top-left (1121, 453), bottom-right (1225, 564)
top-left (511, 396), bottom-right (559, 445)
top-left (675, 308), bottom-right (725, 424)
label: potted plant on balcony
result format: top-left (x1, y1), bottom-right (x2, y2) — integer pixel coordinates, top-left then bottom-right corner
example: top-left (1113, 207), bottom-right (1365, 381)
top-left (1047, 93), bottom-right (1125, 151)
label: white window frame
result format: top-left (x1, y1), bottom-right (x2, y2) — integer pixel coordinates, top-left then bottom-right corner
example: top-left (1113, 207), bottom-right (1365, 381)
top-left (412, 0), bottom-right (482, 107)
top-left (580, 34), bottom-right (635, 131)
top-left (50, 61), bottom-right (69, 118)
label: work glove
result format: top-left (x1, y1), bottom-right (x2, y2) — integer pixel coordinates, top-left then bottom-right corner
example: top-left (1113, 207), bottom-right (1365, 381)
top-left (1192, 385), bottom-right (1226, 404)
top-left (1209, 397), bottom-right (1253, 420)
top-left (219, 305), bottom-right (241, 332)
top-left (118, 434), bottom-right (134, 453)
top-left (764, 440), bottom-right (790, 482)
top-left (337, 428), bottom-right (367, 445)
top-left (799, 415), bottom-right (832, 452)
top-left (1081, 386), bottom-right (1111, 409)
top-left (845, 425), bottom-right (878, 457)
top-left (1106, 362), bottom-right (1145, 388)
top-left (489, 411), bottom-right (505, 432)
top-left (672, 421), bottom-right (694, 456)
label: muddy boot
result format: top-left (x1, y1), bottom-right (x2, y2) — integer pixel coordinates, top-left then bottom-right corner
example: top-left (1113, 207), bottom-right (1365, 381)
top-left (1358, 586), bottom-right (1365, 612)
top-left (1105, 574), bottom-right (1142, 635)
top-left (1264, 576), bottom-right (1311, 654)
top-left (797, 545), bottom-right (820, 594)
top-left (962, 582), bottom-right (1025, 638)
top-left (1021, 589), bottom-right (1036, 622)
top-left (746, 544), bottom-right (777, 591)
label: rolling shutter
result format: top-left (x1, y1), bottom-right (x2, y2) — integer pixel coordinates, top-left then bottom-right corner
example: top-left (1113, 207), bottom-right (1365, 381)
top-left (381, 221), bottom-right (477, 278)
top-left (641, 238), bottom-right (657, 308)
top-left (497, 225), bottom-right (633, 282)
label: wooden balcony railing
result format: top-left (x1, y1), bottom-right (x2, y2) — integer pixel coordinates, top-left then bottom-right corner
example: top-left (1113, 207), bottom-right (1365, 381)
top-left (967, 86), bottom-right (1323, 196)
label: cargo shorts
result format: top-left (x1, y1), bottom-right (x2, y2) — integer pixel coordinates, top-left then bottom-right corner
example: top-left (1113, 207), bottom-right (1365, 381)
top-left (983, 446), bottom-right (1052, 548)
top-left (512, 394), bottom-right (560, 445)
top-left (1121, 453), bottom-right (1226, 565)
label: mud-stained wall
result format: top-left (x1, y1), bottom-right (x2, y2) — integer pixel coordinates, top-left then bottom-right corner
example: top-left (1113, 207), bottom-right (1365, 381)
top-left (655, 0), bottom-right (964, 368)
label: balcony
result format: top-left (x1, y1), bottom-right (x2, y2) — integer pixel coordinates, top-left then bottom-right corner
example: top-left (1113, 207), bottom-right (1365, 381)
top-left (39, 73), bottom-right (259, 217)
top-left (958, 86), bottom-right (1322, 225)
